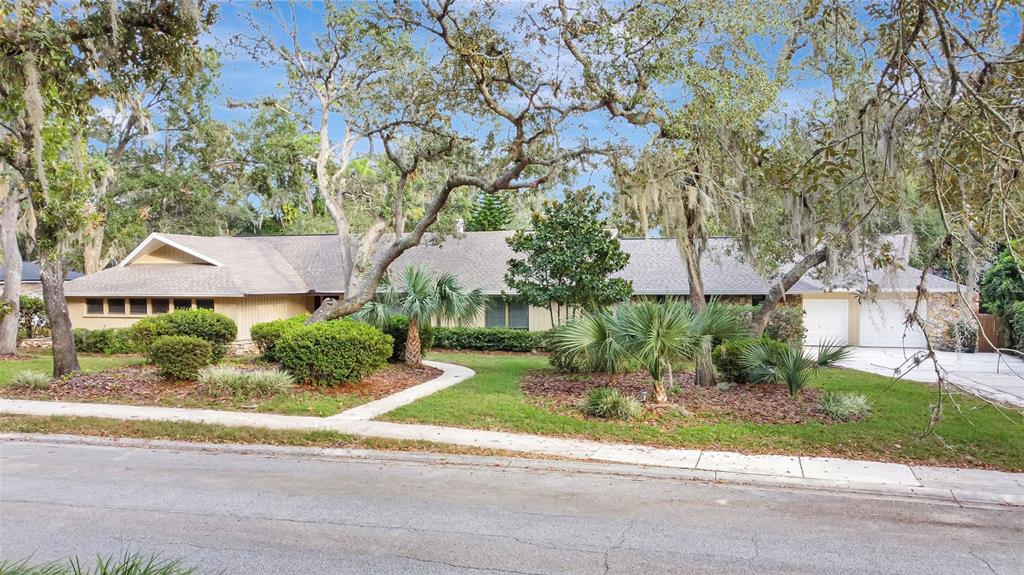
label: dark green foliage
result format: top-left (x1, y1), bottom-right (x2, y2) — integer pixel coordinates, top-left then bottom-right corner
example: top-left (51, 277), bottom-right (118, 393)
top-left (712, 337), bottom-right (760, 384)
top-left (944, 320), bottom-right (978, 353)
top-left (275, 320), bottom-right (392, 386)
top-left (433, 327), bottom-right (544, 352)
top-left (505, 187), bottom-right (632, 314)
top-left (72, 328), bottom-right (139, 354)
top-left (546, 325), bottom-right (592, 372)
top-left (250, 314), bottom-right (309, 361)
top-left (148, 335), bottom-right (213, 380)
top-left (130, 309), bottom-right (237, 361)
top-left (979, 243), bottom-right (1024, 315)
top-left (466, 193), bottom-right (514, 231)
top-left (739, 339), bottom-right (816, 396)
top-left (724, 304), bottom-right (806, 345)
top-left (17, 295), bottom-right (46, 339)
top-left (580, 388), bottom-right (643, 420)
top-left (381, 315), bottom-right (435, 362)
top-left (1005, 301), bottom-right (1024, 352)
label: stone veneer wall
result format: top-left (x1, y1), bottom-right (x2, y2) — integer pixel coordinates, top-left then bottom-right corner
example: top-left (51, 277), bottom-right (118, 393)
top-left (925, 292), bottom-right (978, 351)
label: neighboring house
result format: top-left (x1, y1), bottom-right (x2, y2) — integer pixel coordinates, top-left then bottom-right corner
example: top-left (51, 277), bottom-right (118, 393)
top-left (62, 231), bottom-right (971, 348)
top-left (0, 261), bottom-right (84, 296)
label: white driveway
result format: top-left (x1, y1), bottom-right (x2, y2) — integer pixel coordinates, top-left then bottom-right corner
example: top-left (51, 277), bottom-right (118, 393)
top-left (837, 347), bottom-right (1024, 408)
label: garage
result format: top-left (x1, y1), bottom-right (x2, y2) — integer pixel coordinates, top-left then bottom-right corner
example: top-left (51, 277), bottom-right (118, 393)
top-left (803, 298), bottom-right (850, 345)
top-left (859, 298), bottom-right (927, 348)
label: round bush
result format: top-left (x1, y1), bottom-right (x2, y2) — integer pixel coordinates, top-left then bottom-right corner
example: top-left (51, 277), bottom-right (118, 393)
top-left (275, 319), bottom-right (393, 386)
top-left (381, 315), bottom-right (435, 363)
top-left (149, 335), bottom-right (213, 380)
top-left (712, 338), bottom-right (757, 384)
top-left (131, 309), bottom-right (236, 361)
top-left (251, 314), bottom-right (309, 361)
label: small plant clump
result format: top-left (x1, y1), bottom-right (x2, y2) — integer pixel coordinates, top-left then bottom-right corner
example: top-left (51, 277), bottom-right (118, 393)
top-left (818, 391), bottom-right (872, 421)
top-left (0, 551), bottom-right (199, 575)
top-left (9, 371), bottom-right (51, 390)
top-left (197, 366), bottom-right (294, 400)
top-left (580, 387), bottom-right (643, 420)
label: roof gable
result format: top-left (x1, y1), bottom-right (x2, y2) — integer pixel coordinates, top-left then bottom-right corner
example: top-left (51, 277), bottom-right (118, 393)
top-left (120, 233), bottom-right (224, 267)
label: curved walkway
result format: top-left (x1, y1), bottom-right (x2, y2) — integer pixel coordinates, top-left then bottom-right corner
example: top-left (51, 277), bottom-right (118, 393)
top-left (2, 360), bottom-right (1022, 507)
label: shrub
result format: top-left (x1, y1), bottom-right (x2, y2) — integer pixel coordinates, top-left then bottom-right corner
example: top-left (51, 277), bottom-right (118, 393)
top-left (819, 391), bottom-right (872, 421)
top-left (945, 320), bottom-right (978, 353)
top-left (131, 309), bottom-right (236, 361)
top-left (433, 327), bottom-right (544, 352)
top-left (546, 324), bottom-right (593, 372)
top-left (740, 339), bottom-right (816, 396)
top-left (380, 315), bottom-right (435, 362)
top-left (713, 338), bottom-right (758, 384)
top-left (275, 319), bottom-right (392, 386)
top-left (17, 295), bottom-right (46, 339)
top-left (580, 388), bottom-right (643, 420)
top-left (1008, 301), bottom-right (1024, 352)
top-left (72, 328), bottom-right (139, 354)
top-left (250, 314), bottom-right (309, 361)
top-left (148, 335), bottom-right (213, 380)
top-left (9, 371), bottom-right (51, 390)
top-left (814, 339), bottom-right (853, 367)
top-left (197, 366), bottom-right (294, 399)
top-left (724, 304), bottom-right (806, 346)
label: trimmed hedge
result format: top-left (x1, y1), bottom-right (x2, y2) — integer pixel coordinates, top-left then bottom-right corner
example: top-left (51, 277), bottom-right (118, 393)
top-left (276, 319), bottom-right (393, 386)
top-left (148, 335), bottom-right (213, 380)
top-left (73, 328), bottom-right (139, 354)
top-left (723, 304), bottom-right (806, 346)
top-left (433, 327), bottom-right (545, 352)
top-left (381, 315), bottom-right (435, 362)
top-left (131, 309), bottom-right (237, 361)
top-left (250, 314), bottom-right (309, 361)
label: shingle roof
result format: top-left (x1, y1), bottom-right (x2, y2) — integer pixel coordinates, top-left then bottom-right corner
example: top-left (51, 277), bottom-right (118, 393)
top-left (62, 231), bottom-right (959, 298)
top-left (0, 261), bottom-right (83, 283)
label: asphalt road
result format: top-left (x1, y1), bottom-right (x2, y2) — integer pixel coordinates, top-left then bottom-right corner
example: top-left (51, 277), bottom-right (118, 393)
top-left (1, 439), bottom-right (1022, 574)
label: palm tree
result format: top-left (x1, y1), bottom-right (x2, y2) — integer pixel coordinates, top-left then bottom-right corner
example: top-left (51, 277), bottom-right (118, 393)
top-left (355, 265), bottom-right (485, 367)
top-left (552, 300), bottom-right (742, 404)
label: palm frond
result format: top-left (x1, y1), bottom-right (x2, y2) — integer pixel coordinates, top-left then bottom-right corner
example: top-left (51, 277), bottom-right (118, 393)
top-left (814, 338), bottom-right (853, 367)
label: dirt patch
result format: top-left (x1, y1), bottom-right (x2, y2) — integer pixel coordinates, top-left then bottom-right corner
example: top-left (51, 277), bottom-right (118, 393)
top-left (522, 369), bottom-right (830, 425)
top-left (1, 362), bottom-right (442, 411)
top-left (0, 354), bottom-right (37, 361)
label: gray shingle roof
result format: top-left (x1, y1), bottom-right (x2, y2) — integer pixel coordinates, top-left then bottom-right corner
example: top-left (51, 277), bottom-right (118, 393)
top-left (63, 231), bottom-right (959, 298)
top-left (0, 261), bottom-right (83, 283)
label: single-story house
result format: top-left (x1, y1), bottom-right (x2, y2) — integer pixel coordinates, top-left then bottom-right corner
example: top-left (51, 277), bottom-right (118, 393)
top-left (1, 261), bottom-right (84, 296)
top-left (62, 231), bottom-right (971, 348)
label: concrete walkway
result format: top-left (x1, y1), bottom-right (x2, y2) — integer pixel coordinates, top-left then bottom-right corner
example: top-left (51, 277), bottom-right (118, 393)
top-left (2, 360), bottom-right (1022, 507)
top-left (839, 347), bottom-right (1024, 408)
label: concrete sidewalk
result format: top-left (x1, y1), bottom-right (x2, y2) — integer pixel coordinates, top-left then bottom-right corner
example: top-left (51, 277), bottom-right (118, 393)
top-left (2, 361), bottom-right (1022, 507)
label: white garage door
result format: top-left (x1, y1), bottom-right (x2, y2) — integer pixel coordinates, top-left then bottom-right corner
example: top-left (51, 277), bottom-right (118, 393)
top-left (803, 299), bottom-right (850, 345)
top-left (859, 299), bottom-right (927, 348)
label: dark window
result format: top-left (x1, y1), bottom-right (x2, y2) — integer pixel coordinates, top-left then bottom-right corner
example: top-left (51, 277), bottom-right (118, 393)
top-left (107, 299), bottom-right (126, 315)
top-left (195, 299), bottom-right (215, 310)
top-left (129, 298), bottom-right (148, 315)
top-left (173, 299), bottom-right (192, 310)
top-left (484, 297), bottom-right (506, 328)
top-left (751, 295), bottom-right (766, 306)
top-left (86, 298), bottom-right (104, 315)
top-left (507, 302), bottom-right (529, 329)
top-left (151, 299), bottom-right (170, 314)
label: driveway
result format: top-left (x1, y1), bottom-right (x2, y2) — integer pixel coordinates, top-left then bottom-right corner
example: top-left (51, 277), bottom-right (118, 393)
top-left (838, 347), bottom-right (1024, 408)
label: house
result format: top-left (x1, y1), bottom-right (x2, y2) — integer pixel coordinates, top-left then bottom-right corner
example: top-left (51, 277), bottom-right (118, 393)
top-left (1, 261), bottom-right (84, 296)
top-left (62, 231), bottom-right (971, 348)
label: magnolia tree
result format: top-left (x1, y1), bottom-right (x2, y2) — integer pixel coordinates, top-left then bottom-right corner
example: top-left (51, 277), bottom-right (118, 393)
top-left (0, 0), bottom-right (214, 375)
top-left (235, 0), bottom-right (613, 325)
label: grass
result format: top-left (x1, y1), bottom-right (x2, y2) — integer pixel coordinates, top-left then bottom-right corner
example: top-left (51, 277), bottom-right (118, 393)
top-left (1, 552), bottom-right (198, 575)
top-left (0, 414), bottom-right (558, 459)
top-left (381, 352), bottom-right (1024, 471)
top-left (0, 353), bottom-right (144, 386)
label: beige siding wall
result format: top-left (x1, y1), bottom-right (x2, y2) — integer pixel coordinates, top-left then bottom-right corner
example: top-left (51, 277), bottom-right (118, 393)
top-left (134, 244), bottom-right (206, 264)
top-left (435, 303), bottom-right (568, 331)
top-left (68, 295), bottom-right (312, 340)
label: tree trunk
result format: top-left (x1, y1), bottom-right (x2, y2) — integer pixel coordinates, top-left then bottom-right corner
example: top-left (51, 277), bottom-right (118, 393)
top-left (405, 318), bottom-right (423, 367)
top-left (81, 220), bottom-right (106, 274)
top-left (680, 237), bottom-right (715, 387)
top-left (752, 244), bottom-right (829, 337)
top-left (0, 181), bottom-right (22, 355)
top-left (39, 256), bottom-right (79, 377)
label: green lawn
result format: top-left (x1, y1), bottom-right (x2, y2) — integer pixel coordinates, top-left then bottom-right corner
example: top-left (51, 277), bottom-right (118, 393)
top-left (383, 352), bottom-right (1024, 471)
top-left (0, 353), bottom-right (145, 385)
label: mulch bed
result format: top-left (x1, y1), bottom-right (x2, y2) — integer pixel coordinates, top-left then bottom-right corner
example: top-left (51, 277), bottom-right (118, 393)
top-left (1, 362), bottom-right (442, 407)
top-left (522, 370), bottom-right (829, 425)
top-left (0, 354), bottom-right (36, 361)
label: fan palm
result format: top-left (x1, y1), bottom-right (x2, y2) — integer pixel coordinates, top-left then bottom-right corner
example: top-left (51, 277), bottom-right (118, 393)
top-left (355, 265), bottom-right (486, 367)
top-left (553, 300), bottom-right (743, 403)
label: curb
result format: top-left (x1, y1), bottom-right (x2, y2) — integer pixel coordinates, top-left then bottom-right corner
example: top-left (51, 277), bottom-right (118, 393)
top-left (2, 433), bottom-right (1020, 510)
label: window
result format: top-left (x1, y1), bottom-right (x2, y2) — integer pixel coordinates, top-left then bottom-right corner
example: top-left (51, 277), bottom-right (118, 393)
top-left (751, 295), bottom-right (766, 306)
top-left (484, 297), bottom-right (530, 329)
top-left (173, 299), bottom-right (193, 310)
top-left (507, 302), bottom-right (529, 329)
top-left (129, 298), bottom-right (148, 315)
top-left (86, 298), bottom-right (104, 315)
top-left (195, 299), bottom-right (215, 310)
top-left (484, 298), bottom-right (506, 328)
top-left (107, 299), bottom-right (126, 315)
top-left (151, 299), bottom-right (169, 314)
